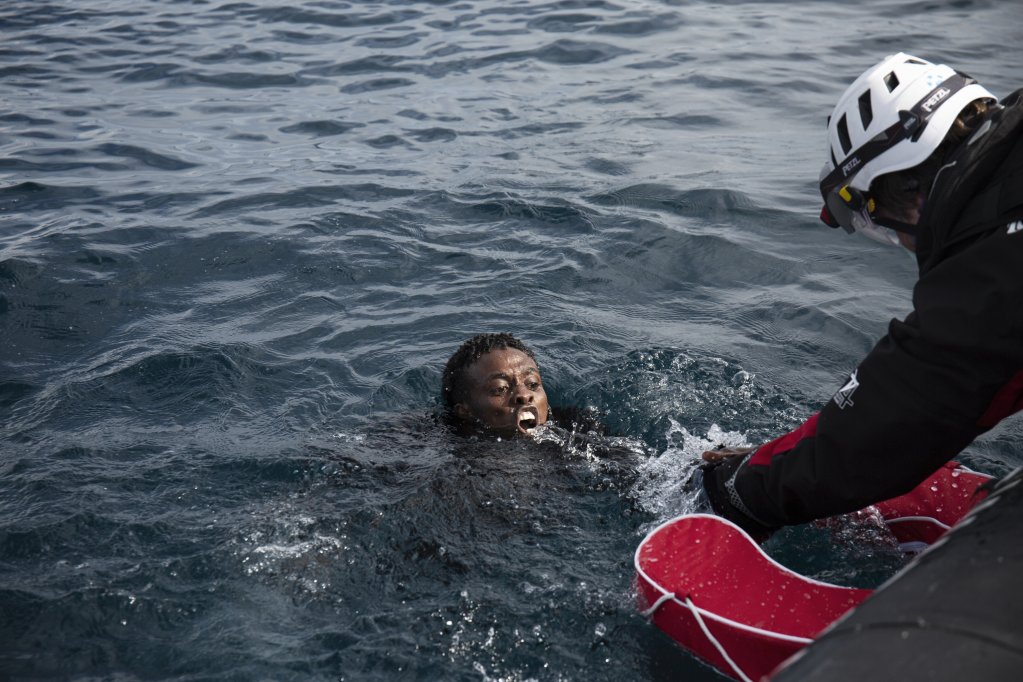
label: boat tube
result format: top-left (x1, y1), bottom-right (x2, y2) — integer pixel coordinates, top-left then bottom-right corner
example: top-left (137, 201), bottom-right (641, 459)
top-left (635, 462), bottom-right (1015, 681)
top-left (770, 465), bottom-right (1023, 682)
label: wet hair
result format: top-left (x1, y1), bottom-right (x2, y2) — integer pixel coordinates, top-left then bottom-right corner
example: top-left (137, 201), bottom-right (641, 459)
top-left (870, 99), bottom-right (993, 219)
top-left (441, 333), bottom-right (538, 409)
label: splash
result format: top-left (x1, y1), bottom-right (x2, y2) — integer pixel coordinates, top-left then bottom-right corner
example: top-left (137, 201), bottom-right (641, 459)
top-left (630, 419), bottom-right (751, 527)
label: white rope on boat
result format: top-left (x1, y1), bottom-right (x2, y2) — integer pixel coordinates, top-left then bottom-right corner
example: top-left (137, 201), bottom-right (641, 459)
top-left (685, 595), bottom-right (755, 682)
top-left (640, 592), bottom-right (674, 618)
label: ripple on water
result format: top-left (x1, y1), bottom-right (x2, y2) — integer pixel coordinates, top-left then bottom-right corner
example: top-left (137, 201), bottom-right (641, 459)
top-left (3, 0), bottom-right (1023, 680)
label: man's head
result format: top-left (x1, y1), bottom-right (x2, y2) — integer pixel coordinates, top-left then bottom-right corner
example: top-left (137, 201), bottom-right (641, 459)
top-left (442, 333), bottom-right (550, 436)
top-left (818, 53), bottom-right (997, 249)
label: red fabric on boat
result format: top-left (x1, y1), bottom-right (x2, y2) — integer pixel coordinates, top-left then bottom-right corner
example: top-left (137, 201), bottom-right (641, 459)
top-left (636, 514), bottom-right (870, 681)
top-left (635, 462), bottom-right (995, 681)
top-left (873, 461), bottom-right (991, 545)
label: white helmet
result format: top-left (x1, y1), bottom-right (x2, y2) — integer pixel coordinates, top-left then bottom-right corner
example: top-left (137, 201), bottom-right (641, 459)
top-left (818, 53), bottom-right (997, 242)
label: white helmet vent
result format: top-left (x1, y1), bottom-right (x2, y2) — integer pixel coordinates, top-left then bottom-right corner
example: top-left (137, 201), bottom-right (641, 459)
top-left (883, 71), bottom-right (899, 92)
top-left (858, 91), bottom-right (873, 128)
top-left (836, 114), bottom-right (852, 155)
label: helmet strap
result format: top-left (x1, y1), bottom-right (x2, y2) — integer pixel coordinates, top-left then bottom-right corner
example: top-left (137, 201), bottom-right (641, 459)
top-left (819, 72), bottom-right (976, 198)
top-left (871, 215), bottom-right (918, 237)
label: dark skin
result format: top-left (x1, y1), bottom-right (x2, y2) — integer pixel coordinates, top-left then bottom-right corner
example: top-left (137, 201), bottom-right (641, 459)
top-left (453, 348), bottom-right (550, 437)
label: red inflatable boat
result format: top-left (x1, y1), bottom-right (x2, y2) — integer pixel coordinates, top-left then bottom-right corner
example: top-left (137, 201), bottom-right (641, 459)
top-left (635, 461), bottom-right (995, 681)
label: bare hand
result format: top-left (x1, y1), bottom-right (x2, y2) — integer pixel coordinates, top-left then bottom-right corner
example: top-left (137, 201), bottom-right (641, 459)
top-left (701, 446), bottom-right (755, 463)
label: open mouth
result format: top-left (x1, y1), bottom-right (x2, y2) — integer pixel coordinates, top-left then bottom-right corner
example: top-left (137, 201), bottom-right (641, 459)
top-left (516, 407), bottom-right (539, 434)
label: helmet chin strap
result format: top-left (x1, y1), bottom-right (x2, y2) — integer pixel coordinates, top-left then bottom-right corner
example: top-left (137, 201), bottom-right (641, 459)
top-left (872, 216), bottom-right (919, 237)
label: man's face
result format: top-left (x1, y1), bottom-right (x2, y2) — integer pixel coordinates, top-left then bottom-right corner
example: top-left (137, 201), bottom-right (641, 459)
top-left (454, 348), bottom-right (550, 436)
top-left (874, 193), bottom-right (924, 251)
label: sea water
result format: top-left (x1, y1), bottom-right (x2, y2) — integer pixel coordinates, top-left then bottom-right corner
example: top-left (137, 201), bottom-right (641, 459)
top-left (2, 1), bottom-right (1022, 680)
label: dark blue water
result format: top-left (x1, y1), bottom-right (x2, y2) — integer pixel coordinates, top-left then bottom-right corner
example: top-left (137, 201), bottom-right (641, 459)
top-left (3, 1), bottom-right (1022, 679)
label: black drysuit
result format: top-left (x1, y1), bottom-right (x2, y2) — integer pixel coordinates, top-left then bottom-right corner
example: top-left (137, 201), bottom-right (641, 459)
top-left (704, 90), bottom-right (1023, 535)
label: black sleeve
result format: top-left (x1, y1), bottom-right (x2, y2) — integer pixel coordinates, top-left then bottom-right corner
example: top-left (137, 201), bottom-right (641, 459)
top-left (704, 230), bottom-right (1023, 532)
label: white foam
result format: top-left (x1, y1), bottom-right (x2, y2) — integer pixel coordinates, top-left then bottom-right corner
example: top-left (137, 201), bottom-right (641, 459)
top-left (631, 419), bottom-right (751, 526)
